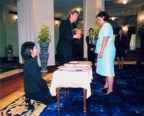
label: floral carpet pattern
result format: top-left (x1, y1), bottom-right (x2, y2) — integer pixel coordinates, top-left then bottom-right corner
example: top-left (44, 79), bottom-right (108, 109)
top-left (0, 65), bottom-right (144, 116)
top-left (0, 96), bottom-right (41, 116)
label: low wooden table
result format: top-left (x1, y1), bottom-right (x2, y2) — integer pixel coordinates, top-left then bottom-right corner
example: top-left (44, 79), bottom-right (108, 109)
top-left (50, 61), bottom-right (93, 112)
top-left (56, 88), bottom-right (87, 112)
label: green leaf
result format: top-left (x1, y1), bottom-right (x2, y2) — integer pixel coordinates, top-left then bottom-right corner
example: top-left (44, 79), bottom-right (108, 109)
top-left (37, 21), bottom-right (52, 43)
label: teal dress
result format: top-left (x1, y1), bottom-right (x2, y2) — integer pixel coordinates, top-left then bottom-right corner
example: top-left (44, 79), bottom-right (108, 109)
top-left (94, 23), bottom-right (116, 76)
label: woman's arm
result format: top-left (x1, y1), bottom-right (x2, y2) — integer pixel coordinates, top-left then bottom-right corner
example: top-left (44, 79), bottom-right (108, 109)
top-left (99, 37), bottom-right (108, 58)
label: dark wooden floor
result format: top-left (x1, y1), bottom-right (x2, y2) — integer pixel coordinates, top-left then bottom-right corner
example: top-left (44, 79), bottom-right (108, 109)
top-left (0, 66), bottom-right (57, 99)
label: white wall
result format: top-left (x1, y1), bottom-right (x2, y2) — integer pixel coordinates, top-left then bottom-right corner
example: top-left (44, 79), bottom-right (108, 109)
top-left (17, 0), bottom-right (55, 66)
top-left (83, 0), bottom-right (105, 58)
top-left (54, 24), bottom-right (59, 54)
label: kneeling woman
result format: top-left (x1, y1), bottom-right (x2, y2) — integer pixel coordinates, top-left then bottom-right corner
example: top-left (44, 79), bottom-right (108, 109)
top-left (21, 41), bottom-right (56, 109)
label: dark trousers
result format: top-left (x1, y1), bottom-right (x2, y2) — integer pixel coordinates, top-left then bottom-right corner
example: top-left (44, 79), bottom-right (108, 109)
top-left (136, 49), bottom-right (144, 66)
top-left (88, 52), bottom-right (96, 64)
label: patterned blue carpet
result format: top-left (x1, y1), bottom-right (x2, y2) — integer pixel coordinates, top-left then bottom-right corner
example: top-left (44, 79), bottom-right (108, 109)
top-left (40, 65), bottom-right (144, 116)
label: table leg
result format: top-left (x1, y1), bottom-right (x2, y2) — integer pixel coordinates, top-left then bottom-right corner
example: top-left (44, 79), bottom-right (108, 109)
top-left (64, 89), bottom-right (70, 98)
top-left (56, 88), bottom-right (60, 111)
top-left (83, 88), bottom-right (87, 112)
top-left (64, 89), bottom-right (66, 98)
top-left (67, 89), bottom-right (70, 97)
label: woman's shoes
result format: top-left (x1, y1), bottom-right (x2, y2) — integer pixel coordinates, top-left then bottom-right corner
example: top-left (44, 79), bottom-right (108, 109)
top-left (99, 88), bottom-right (113, 95)
top-left (103, 91), bottom-right (113, 95)
top-left (25, 98), bottom-right (34, 110)
top-left (99, 88), bottom-right (108, 94)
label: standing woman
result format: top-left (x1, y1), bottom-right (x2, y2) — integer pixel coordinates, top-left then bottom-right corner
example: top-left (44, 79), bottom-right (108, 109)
top-left (115, 29), bottom-right (127, 70)
top-left (57, 9), bottom-right (81, 66)
top-left (21, 41), bottom-right (56, 109)
top-left (95, 11), bottom-right (116, 95)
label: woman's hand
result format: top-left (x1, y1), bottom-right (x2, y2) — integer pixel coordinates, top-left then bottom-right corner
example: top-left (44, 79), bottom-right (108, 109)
top-left (98, 51), bottom-right (103, 58)
top-left (90, 48), bottom-right (94, 51)
top-left (73, 34), bottom-right (81, 39)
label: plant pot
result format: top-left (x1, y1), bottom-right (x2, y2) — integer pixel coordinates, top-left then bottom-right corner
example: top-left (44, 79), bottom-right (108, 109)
top-left (7, 50), bottom-right (13, 61)
top-left (39, 42), bottom-right (49, 73)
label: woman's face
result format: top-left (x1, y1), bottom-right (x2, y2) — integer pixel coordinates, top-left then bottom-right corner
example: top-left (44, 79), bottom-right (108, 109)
top-left (89, 30), bottom-right (94, 35)
top-left (97, 16), bottom-right (105, 26)
top-left (30, 45), bottom-right (37, 58)
top-left (119, 30), bottom-right (123, 35)
top-left (70, 13), bottom-right (79, 23)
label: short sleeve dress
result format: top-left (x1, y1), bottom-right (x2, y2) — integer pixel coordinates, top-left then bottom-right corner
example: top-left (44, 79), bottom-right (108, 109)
top-left (94, 23), bottom-right (116, 76)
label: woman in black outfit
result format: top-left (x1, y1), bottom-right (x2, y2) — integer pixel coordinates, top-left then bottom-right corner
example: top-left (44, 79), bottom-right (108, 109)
top-left (115, 29), bottom-right (127, 70)
top-left (86, 28), bottom-right (96, 67)
top-left (56, 9), bottom-right (81, 66)
top-left (21, 41), bottom-right (56, 109)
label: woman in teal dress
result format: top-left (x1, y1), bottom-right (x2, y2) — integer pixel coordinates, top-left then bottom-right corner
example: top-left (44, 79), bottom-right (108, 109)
top-left (94, 11), bottom-right (116, 95)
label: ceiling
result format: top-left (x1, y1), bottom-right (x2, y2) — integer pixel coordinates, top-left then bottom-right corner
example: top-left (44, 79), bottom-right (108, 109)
top-left (0, 0), bottom-right (144, 27)
top-left (54, 0), bottom-right (83, 19)
top-left (54, 0), bottom-right (144, 19)
top-left (0, 0), bottom-right (144, 18)
top-left (54, 0), bottom-right (144, 28)
top-left (105, 0), bottom-right (144, 9)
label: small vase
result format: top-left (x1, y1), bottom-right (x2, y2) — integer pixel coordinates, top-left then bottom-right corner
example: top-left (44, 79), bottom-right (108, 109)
top-left (39, 42), bottom-right (49, 73)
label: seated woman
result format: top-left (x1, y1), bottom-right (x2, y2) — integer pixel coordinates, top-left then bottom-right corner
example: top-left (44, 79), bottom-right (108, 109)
top-left (21, 41), bottom-right (56, 109)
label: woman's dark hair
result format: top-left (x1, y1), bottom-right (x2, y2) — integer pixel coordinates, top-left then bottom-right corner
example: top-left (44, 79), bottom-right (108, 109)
top-left (96, 11), bottom-right (109, 21)
top-left (119, 28), bottom-right (123, 32)
top-left (89, 28), bottom-right (94, 32)
top-left (21, 41), bottom-right (35, 60)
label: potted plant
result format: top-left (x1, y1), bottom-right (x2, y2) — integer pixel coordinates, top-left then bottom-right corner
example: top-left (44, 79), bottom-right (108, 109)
top-left (37, 21), bottom-right (52, 73)
top-left (37, 21), bottom-right (52, 44)
top-left (7, 44), bottom-right (13, 61)
top-left (94, 26), bottom-right (101, 39)
top-left (7, 44), bottom-right (13, 52)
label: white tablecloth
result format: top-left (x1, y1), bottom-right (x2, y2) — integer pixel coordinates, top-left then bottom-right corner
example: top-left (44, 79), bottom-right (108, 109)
top-left (50, 64), bottom-right (93, 98)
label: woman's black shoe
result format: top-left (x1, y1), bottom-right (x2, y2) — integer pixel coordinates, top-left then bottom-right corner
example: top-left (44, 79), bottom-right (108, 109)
top-left (103, 91), bottom-right (113, 95)
top-left (99, 88), bottom-right (108, 94)
top-left (25, 98), bottom-right (34, 110)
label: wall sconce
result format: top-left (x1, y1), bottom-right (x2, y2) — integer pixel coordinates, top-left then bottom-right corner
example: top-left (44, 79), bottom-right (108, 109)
top-left (110, 17), bottom-right (116, 21)
top-left (54, 17), bottom-right (61, 26)
top-left (54, 20), bottom-right (60, 26)
top-left (122, 0), bottom-right (127, 5)
top-left (122, 25), bottom-right (128, 33)
top-left (14, 15), bottom-right (18, 21)
top-left (9, 11), bottom-right (18, 21)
